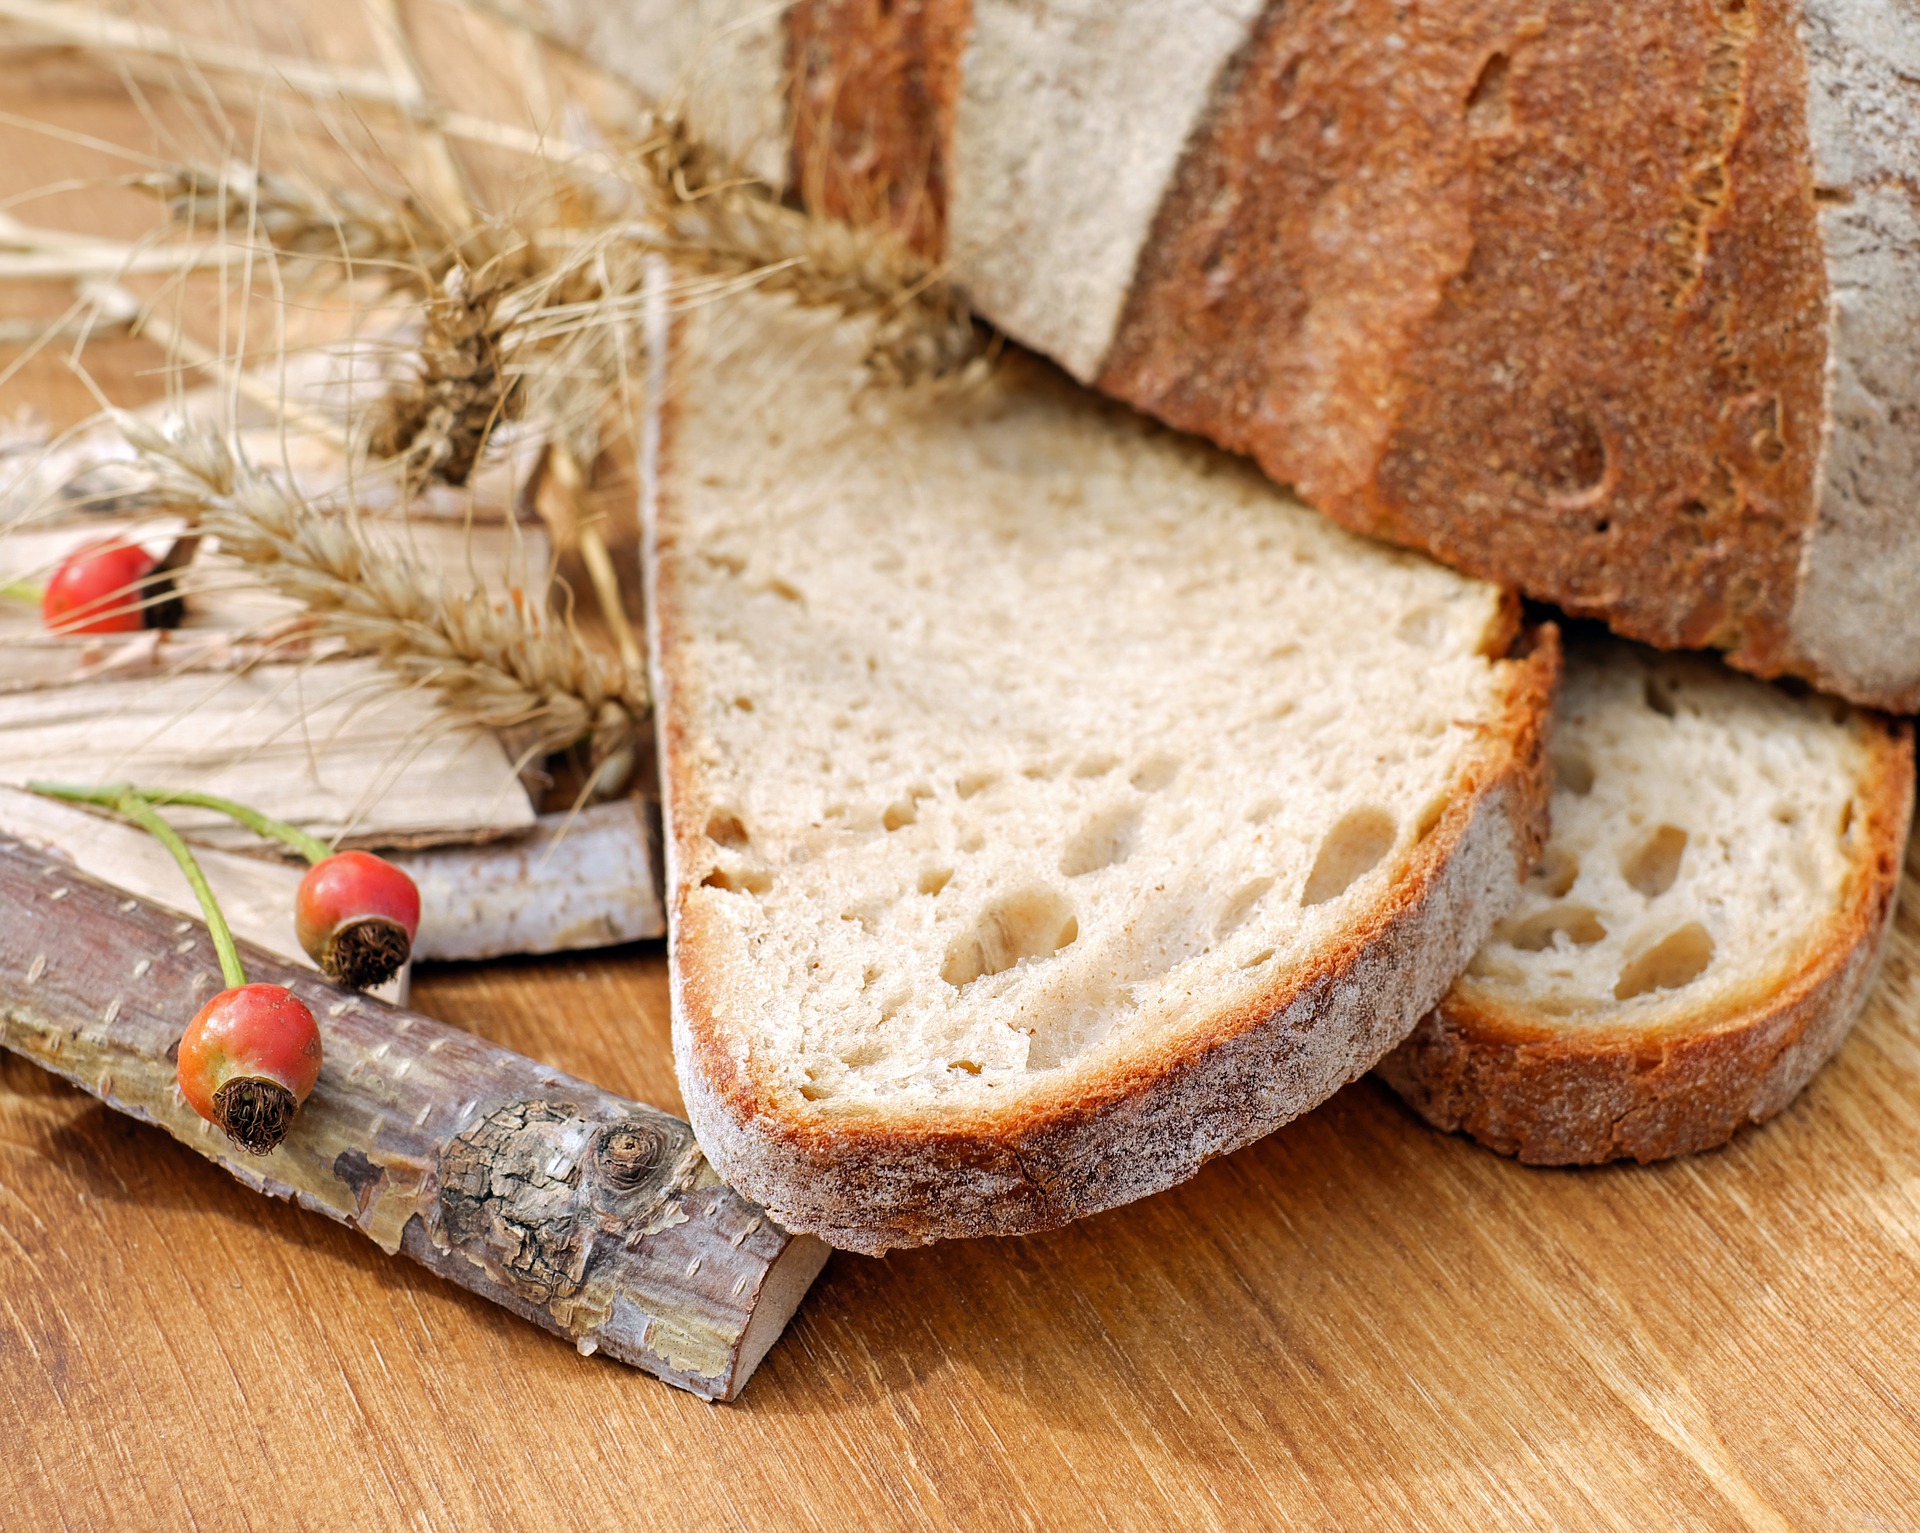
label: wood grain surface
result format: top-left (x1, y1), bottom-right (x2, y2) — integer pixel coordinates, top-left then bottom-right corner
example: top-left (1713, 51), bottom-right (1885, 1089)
top-left (3, 877), bottom-right (1920, 1529)
top-left (4, 10), bottom-right (1920, 1528)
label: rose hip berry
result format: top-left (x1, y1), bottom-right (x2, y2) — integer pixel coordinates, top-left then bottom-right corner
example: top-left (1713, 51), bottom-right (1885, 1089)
top-left (28, 780), bottom-right (330, 1153)
top-left (294, 851), bottom-right (421, 989)
top-left (176, 983), bottom-right (323, 1154)
top-left (41, 538), bottom-right (157, 634)
top-left (81, 788), bottom-right (424, 991)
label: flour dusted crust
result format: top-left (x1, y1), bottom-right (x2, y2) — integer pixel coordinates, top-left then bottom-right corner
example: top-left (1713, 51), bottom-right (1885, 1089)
top-left (1377, 643), bottom-right (1914, 1165)
top-left (554, 0), bottom-right (1920, 711)
top-left (647, 293), bottom-right (1558, 1253)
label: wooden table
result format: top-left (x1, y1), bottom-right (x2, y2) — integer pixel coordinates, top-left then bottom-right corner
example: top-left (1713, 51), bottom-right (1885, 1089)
top-left (7, 896), bottom-right (1920, 1529)
top-left (5, 16), bottom-right (1920, 1530)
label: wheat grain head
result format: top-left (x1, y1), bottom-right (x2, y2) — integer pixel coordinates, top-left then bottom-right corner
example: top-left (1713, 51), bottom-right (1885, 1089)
top-left (112, 412), bottom-right (642, 789)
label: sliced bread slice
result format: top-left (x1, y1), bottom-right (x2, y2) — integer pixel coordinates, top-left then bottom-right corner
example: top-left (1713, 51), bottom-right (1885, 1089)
top-left (1378, 638), bottom-right (1913, 1164)
top-left (647, 290), bottom-right (1557, 1252)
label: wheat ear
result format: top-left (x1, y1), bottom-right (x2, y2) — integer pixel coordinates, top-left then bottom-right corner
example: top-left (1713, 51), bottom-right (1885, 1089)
top-left (113, 413), bottom-right (643, 787)
top-left (629, 115), bottom-right (981, 383)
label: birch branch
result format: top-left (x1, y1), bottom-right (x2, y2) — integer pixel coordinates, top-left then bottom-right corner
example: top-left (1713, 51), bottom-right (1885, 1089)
top-left (0, 828), bottom-right (825, 1400)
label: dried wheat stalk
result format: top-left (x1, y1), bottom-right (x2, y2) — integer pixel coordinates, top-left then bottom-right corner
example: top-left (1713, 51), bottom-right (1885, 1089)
top-left (140, 164), bottom-right (447, 287)
top-left (111, 412), bottom-right (643, 789)
top-left (625, 113), bottom-right (982, 385)
top-left (369, 261), bottom-right (518, 483)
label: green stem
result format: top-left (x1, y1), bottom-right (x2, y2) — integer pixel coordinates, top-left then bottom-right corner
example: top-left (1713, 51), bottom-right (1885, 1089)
top-left (137, 788), bottom-right (334, 865)
top-left (30, 781), bottom-right (247, 989)
top-left (1, 578), bottom-right (43, 604)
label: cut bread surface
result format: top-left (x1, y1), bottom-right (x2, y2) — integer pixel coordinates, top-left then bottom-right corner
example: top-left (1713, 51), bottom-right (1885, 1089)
top-left (649, 291), bottom-right (1556, 1250)
top-left (1379, 638), bottom-right (1913, 1163)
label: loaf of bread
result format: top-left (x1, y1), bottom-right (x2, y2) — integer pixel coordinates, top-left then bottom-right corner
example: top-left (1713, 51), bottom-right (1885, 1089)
top-left (647, 289), bottom-right (1556, 1251)
top-left (552, 0), bottom-right (1920, 711)
top-left (1378, 637), bottom-right (1913, 1163)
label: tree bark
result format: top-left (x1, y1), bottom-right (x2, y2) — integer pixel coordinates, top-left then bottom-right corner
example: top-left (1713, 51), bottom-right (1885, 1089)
top-left (0, 829), bottom-right (827, 1401)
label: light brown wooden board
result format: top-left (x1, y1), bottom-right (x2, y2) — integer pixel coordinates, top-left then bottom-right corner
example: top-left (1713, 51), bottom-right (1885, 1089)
top-left (1, 872), bottom-right (1918, 1528)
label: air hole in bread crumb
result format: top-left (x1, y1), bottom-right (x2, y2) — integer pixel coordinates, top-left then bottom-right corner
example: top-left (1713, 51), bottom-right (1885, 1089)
top-left (1075, 755), bottom-right (1119, 778)
top-left (941, 887), bottom-right (1079, 987)
top-left (766, 578), bottom-right (803, 603)
top-left (1772, 804), bottom-right (1799, 825)
top-left (918, 866), bottom-right (953, 896)
top-left (1302, 808), bottom-right (1396, 906)
top-left (1840, 800), bottom-right (1856, 836)
top-left (1248, 798), bottom-right (1281, 825)
top-left (948, 1060), bottom-right (982, 1075)
top-left (1621, 825), bottom-right (1688, 897)
top-left (706, 811), bottom-right (750, 850)
top-left (1615, 923), bottom-right (1715, 999)
top-left (1242, 948), bottom-right (1276, 969)
top-left (1061, 806), bottom-right (1142, 878)
top-left (882, 798), bottom-right (917, 831)
top-left (702, 866), bottom-right (771, 895)
top-left (733, 696), bottom-right (754, 712)
top-left (956, 772), bottom-right (997, 799)
top-left (1553, 749), bottom-right (1596, 796)
top-left (1643, 674), bottom-right (1678, 718)
top-left (1530, 847), bottom-right (1581, 898)
top-left (1397, 607), bottom-right (1446, 646)
top-left (1414, 795), bottom-right (1450, 843)
top-left (1131, 755), bottom-right (1181, 792)
top-left (1217, 878), bottom-right (1275, 938)
top-left (1500, 904), bottom-right (1606, 951)
top-left (798, 1083), bottom-right (827, 1102)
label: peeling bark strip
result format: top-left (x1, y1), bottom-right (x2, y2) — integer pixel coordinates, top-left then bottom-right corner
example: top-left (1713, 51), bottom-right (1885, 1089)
top-left (0, 833), bottom-right (827, 1401)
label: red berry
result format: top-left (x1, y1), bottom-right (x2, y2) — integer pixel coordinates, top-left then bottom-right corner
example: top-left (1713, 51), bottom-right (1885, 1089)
top-left (294, 851), bottom-right (421, 989)
top-left (177, 983), bottom-right (323, 1154)
top-left (41, 538), bottom-right (158, 634)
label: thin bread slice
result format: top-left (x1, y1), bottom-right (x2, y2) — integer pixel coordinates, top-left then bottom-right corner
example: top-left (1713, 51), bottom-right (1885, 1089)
top-left (1378, 638), bottom-right (1913, 1164)
top-left (648, 291), bottom-right (1557, 1253)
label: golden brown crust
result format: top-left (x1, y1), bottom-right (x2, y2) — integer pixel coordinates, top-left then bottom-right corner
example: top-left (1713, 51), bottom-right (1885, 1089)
top-left (1098, 0), bottom-right (1830, 687)
top-left (786, 0), bottom-right (970, 257)
top-left (1376, 714), bottom-right (1914, 1165)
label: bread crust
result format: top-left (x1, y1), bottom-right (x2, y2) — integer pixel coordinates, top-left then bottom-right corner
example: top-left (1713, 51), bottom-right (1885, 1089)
top-left (786, 0), bottom-right (969, 256)
top-left (1100, 0), bottom-right (1829, 688)
top-left (763, 0), bottom-right (1920, 712)
top-left (651, 349), bottom-right (1562, 1251)
top-left (1376, 714), bottom-right (1914, 1165)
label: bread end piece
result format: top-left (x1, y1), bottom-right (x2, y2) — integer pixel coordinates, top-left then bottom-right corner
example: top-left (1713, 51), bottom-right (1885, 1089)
top-left (1378, 700), bottom-right (1913, 1166)
top-left (674, 630), bottom-right (1560, 1254)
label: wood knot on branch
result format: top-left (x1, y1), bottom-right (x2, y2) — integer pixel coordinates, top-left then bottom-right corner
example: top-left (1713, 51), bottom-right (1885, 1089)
top-left (435, 1100), bottom-right (688, 1313)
